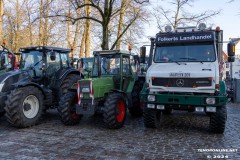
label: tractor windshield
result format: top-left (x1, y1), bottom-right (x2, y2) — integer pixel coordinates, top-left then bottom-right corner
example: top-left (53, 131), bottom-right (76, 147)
top-left (21, 51), bottom-right (43, 70)
top-left (154, 43), bottom-right (216, 63)
top-left (92, 54), bottom-right (120, 76)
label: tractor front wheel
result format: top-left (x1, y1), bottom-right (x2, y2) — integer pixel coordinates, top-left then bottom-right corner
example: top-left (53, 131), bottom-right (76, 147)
top-left (4, 86), bottom-right (44, 128)
top-left (58, 91), bottom-right (82, 125)
top-left (103, 93), bottom-right (127, 129)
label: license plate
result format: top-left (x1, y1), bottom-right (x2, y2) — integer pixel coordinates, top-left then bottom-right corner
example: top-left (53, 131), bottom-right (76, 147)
top-left (169, 73), bottom-right (190, 77)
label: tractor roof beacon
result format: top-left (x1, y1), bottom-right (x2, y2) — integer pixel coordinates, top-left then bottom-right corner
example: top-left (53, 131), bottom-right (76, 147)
top-left (58, 50), bottom-right (146, 129)
top-left (0, 46), bottom-right (81, 128)
top-left (140, 24), bottom-right (235, 133)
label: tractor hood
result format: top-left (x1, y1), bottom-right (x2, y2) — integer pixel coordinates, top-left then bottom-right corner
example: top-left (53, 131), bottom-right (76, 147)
top-left (78, 77), bottom-right (114, 99)
top-left (0, 70), bottom-right (31, 92)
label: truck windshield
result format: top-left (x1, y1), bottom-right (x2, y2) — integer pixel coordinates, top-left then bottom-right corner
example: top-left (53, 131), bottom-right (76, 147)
top-left (92, 54), bottom-right (120, 76)
top-left (154, 44), bottom-right (216, 63)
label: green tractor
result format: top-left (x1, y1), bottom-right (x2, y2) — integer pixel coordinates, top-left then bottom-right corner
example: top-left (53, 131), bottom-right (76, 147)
top-left (0, 46), bottom-right (81, 128)
top-left (58, 50), bottom-right (145, 129)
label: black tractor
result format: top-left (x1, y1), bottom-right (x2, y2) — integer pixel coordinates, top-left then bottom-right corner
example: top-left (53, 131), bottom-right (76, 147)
top-left (0, 46), bottom-right (81, 128)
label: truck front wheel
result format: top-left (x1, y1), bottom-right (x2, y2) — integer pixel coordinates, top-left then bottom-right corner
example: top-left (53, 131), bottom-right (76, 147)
top-left (209, 105), bottom-right (227, 133)
top-left (143, 106), bottom-right (161, 128)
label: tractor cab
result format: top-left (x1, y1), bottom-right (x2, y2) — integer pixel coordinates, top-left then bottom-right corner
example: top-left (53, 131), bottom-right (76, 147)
top-left (91, 50), bottom-right (137, 91)
top-left (19, 46), bottom-right (72, 84)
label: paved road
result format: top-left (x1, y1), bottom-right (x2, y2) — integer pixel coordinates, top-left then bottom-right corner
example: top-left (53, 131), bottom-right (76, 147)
top-left (0, 103), bottom-right (239, 160)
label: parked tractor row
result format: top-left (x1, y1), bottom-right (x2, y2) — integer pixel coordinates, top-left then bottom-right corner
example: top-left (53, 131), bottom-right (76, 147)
top-left (0, 23), bottom-right (236, 134)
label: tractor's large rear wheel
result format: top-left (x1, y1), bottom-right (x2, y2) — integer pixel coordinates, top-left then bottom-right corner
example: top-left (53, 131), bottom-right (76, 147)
top-left (4, 86), bottom-right (44, 128)
top-left (103, 93), bottom-right (127, 129)
top-left (143, 105), bottom-right (161, 128)
top-left (58, 91), bottom-right (82, 125)
top-left (209, 105), bottom-right (227, 133)
top-left (129, 82), bottom-right (143, 117)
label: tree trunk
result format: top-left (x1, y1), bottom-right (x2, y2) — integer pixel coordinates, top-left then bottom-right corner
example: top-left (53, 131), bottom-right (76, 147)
top-left (0, 0), bottom-right (4, 44)
top-left (79, 24), bottom-right (86, 58)
top-left (39, 0), bottom-right (43, 46)
top-left (116, 0), bottom-right (127, 50)
top-left (15, 0), bottom-right (20, 52)
top-left (43, 0), bottom-right (49, 46)
top-left (84, 0), bottom-right (91, 57)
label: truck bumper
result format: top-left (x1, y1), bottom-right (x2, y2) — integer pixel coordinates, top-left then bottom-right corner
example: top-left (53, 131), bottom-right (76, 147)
top-left (0, 92), bottom-right (8, 113)
top-left (140, 93), bottom-right (227, 111)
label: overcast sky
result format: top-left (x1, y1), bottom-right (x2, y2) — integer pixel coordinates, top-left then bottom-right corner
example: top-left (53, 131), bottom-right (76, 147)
top-left (140, 0), bottom-right (240, 52)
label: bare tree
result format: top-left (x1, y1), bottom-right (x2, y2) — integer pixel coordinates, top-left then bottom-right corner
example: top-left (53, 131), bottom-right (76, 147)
top-left (51, 0), bottom-right (148, 50)
top-left (0, 0), bottom-right (3, 44)
top-left (153, 0), bottom-right (221, 31)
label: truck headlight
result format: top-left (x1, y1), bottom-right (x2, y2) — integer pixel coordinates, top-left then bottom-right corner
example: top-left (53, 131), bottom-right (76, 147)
top-left (148, 95), bottom-right (155, 102)
top-left (206, 98), bottom-right (216, 104)
top-left (82, 87), bottom-right (90, 93)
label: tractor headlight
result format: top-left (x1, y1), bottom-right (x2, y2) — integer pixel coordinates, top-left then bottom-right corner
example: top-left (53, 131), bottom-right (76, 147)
top-left (206, 98), bottom-right (216, 104)
top-left (82, 87), bottom-right (90, 93)
top-left (148, 95), bottom-right (156, 102)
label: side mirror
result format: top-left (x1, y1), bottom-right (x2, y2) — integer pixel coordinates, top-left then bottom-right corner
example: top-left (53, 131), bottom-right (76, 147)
top-left (140, 46), bottom-right (146, 63)
top-left (50, 52), bottom-right (56, 61)
top-left (228, 56), bottom-right (235, 62)
top-left (227, 42), bottom-right (235, 57)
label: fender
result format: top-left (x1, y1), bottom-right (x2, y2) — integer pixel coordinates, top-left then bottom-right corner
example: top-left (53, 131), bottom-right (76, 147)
top-left (110, 89), bottom-right (129, 106)
top-left (58, 68), bottom-right (82, 86)
top-left (13, 81), bottom-right (46, 98)
top-left (219, 80), bottom-right (227, 95)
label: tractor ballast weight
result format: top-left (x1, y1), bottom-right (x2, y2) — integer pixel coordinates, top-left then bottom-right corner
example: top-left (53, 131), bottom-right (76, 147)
top-left (58, 50), bottom-right (145, 129)
top-left (0, 46), bottom-right (81, 128)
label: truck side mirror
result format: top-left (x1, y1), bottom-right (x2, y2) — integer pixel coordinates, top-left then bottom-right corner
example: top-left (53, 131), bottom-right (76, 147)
top-left (50, 51), bottom-right (56, 61)
top-left (227, 42), bottom-right (235, 57)
top-left (140, 46), bottom-right (146, 63)
top-left (228, 56), bottom-right (235, 62)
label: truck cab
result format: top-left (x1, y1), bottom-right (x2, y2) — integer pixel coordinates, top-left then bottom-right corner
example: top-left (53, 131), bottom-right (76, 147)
top-left (141, 23), bottom-right (235, 133)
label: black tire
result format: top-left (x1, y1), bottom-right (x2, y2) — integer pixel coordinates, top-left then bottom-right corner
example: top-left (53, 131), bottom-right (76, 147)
top-left (143, 106), bottom-right (161, 128)
top-left (58, 74), bottom-right (81, 102)
top-left (128, 82), bottom-right (143, 117)
top-left (0, 112), bottom-right (4, 117)
top-left (58, 91), bottom-right (82, 125)
top-left (103, 93), bottom-right (127, 129)
top-left (209, 105), bottom-right (227, 133)
top-left (4, 86), bottom-right (44, 128)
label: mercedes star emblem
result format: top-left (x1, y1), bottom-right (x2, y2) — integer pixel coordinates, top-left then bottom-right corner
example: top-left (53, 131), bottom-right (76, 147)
top-left (176, 79), bottom-right (184, 87)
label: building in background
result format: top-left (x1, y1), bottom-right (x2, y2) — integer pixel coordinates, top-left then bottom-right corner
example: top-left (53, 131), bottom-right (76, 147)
top-left (230, 38), bottom-right (240, 79)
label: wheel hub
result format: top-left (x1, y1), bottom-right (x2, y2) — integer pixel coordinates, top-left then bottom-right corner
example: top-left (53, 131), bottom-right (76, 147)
top-left (23, 103), bottom-right (31, 111)
top-left (22, 95), bottom-right (40, 119)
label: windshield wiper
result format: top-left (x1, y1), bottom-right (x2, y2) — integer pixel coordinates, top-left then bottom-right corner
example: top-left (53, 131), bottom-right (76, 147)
top-left (179, 58), bottom-right (197, 61)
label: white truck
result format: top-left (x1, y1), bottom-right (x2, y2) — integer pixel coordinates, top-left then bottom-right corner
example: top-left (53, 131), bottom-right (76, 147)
top-left (140, 23), bottom-right (235, 133)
